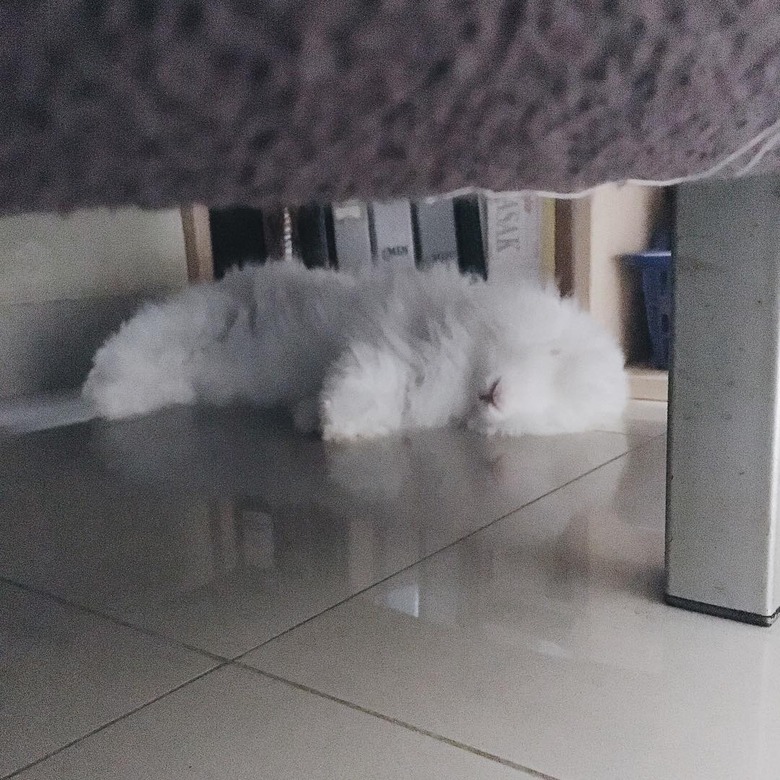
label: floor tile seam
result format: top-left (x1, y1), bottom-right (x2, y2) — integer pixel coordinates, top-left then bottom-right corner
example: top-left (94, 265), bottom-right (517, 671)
top-left (593, 424), bottom-right (667, 438)
top-left (0, 665), bottom-right (226, 780)
top-left (1, 432), bottom-right (662, 670)
top-left (0, 576), bottom-right (229, 664)
top-left (235, 663), bottom-right (561, 780)
top-left (234, 440), bottom-right (644, 661)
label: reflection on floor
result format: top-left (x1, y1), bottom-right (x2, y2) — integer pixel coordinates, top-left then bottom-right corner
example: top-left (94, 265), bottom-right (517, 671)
top-left (5, 401), bottom-right (772, 780)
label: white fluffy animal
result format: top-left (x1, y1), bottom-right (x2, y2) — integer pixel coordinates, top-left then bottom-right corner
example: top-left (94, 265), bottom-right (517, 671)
top-left (83, 263), bottom-right (627, 440)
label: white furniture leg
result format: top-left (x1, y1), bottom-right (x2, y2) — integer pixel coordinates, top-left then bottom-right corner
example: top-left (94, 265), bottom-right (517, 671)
top-left (666, 176), bottom-right (780, 626)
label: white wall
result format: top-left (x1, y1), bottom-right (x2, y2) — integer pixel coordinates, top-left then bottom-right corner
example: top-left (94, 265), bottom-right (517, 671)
top-left (0, 207), bottom-right (188, 398)
top-left (0, 208), bottom-right (187, 304)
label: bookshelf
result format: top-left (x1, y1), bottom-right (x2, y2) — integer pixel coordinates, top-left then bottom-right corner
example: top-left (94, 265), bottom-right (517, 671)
top-left (180, 205), bottom-right (214, 283)
top-left (628, 368), bottom-right (668, 402)
top-left (181, 192), bottom-right (666, 402)
top-left (560, 184), bottom-right (669, 402)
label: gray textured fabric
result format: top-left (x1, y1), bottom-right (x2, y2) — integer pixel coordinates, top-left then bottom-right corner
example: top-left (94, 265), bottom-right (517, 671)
top-left (2, 1), bottom-right (780, 215)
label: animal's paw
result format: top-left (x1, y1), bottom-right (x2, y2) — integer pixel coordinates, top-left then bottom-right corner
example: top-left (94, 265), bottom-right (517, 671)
top-left (321, 423), bottom-right (392, 442)
top-left (319, 399), bottom-right (393, 442)
top-left (465, 411), bottom-right (502, 436)
top-left (82, 366), bottom-right (195, 420)
top-left (319, 343), bottom-right (408, 441)
top-left (82, 371), bottom-right (152, 420)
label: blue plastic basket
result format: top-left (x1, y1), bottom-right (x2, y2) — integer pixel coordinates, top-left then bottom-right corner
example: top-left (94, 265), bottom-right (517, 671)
top-left (624, 250), bottom-right (672, 370)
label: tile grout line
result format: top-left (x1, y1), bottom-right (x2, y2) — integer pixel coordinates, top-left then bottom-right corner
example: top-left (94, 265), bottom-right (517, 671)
top-left (593, 427), bottom-right (664, 438)
top-left (0, 431), bottom-right (663, 779)
top-left (235, 433), bottom-right (661, 661)
top-left (238, 664), bottom-right (561, 780)
top-left (0, 576), bottom-right (230, 665)
top-left (1, 431), bottom-right (662, 672)
top-left (0, 664), bottom-right (227, 780)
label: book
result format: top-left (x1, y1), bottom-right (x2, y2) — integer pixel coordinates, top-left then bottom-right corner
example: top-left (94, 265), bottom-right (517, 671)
top-left (413, 196), bottom-right (459, 269)
top-left (261, 207), bottom-right (287, 261)
top-left (331, 200), bottom-right (373, 274)
top-left (293, 203), bottom-right (336, 268)
top-left (369, 199), bottom-right (415, 268)
top-left (485, 192), bottom-right (555, 283)
top-left (208, 206), bottom-right (267, 278)
top-left (454, 193), bottom-right (487, 279)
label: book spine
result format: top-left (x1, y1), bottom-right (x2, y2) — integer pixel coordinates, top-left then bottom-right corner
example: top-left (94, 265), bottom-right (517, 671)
top-left (485, 193), bottom-right (544, 283)
top-left (540, 198), bottom-right (556, 282)
top-left (283, 208), bottom-right (295, 260)
top-left (293, 203), bottom-right (336, 268)
top-left (261, 207), bottom-right (287, 261)
top-left (331, 200), bottom-right (373, 274)
top-left (208, 207), bottom-right (267, 278)
top-left (454, 194), bottom-right (487, 280)
top-left (413, 196), bottom-right (459, 269)
top-left (369, 199), bottom-right (416, 268)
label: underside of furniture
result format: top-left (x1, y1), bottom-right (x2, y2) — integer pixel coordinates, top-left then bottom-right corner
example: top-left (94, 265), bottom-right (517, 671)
top-left (3, 2), bottom-right (780, 215)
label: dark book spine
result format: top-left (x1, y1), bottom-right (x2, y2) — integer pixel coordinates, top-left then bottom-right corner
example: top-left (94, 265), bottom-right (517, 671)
top-left (454, 194), bottom-right (487, 280)
top-left (413, 197), bottom-right (459, 269)
top-left (208, 207), bottom-right (267, 279)
top-left (292, 203), bottom-right (336, 268)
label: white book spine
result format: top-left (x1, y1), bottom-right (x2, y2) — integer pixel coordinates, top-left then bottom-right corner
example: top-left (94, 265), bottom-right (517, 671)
top-left (369, 199), bottom-right (415, 268)
top-left (332, 200), bottom-right (372, 274)
top-left (486, 193), bottom-right (543, 283)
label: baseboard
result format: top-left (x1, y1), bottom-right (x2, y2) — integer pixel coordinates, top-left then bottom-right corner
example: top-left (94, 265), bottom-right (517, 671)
top-left (628, 367), bottom-right (668, 402)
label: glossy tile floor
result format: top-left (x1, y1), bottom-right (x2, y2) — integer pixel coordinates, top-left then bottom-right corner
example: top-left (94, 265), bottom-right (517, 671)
top-left (2, 400), bottom-right (777, 779)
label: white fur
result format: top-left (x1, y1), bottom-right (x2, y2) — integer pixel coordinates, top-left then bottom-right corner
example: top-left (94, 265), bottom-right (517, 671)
top-left (83, 263), bottom-right (627, 440)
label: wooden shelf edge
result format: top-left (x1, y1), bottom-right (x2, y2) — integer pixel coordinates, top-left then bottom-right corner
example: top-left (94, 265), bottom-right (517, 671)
top-left (180, 204), bottom-right (214, 283)
top-left (628, 367), bottom-right (668, 402)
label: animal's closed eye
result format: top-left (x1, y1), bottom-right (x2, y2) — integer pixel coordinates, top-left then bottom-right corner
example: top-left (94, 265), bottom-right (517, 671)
top-left (479, 378), bottom-right (501, 407)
